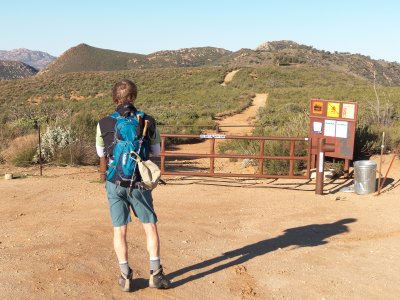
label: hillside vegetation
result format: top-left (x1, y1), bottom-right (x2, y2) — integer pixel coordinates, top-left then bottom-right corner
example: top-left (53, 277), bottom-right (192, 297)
top-left (36, 41), bottom-right (400, 86)
top-left (1, 48), bottom-right (399, 168)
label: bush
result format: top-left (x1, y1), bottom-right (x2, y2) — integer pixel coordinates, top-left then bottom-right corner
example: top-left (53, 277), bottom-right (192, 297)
top-left (34, 126), bottom-right (75, 163)
top-left (1, 134), bottom-right (37, 166)
top-left (54, 141), bottom-right (98, 166)
top-left (354, 124), bottom-right (380, 160)
top-left (12, 146), bottom-right (37, 167)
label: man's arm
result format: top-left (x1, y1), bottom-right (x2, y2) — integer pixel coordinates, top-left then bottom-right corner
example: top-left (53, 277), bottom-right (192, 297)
top-left (96, 123), bottom-right (107, 181)
top-left (149, 128), bottom-right (161, 157)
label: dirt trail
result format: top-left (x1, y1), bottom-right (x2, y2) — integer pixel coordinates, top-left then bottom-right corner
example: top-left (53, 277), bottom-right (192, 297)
top-left (216, 93), bottom-right (267, 135)
top-left (175, 93), bottom-right (267, 155)
top-left (221, 69), bottom-right (240, 86)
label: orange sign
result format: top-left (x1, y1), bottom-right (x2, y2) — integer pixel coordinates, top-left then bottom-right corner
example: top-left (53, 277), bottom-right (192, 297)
top-left (312, 101), bottom-right (323, 114)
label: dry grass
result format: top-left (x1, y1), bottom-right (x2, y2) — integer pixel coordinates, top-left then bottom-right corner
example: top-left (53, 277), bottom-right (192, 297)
top-left (1, 134), bottom-right (38, 166)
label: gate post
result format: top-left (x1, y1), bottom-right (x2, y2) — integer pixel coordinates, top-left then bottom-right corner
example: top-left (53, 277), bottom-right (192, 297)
top-left (315, 138), bottom-right (335, 195)
top-left (160, 136), bottom-right (166, 173)
top-left (210, 138), bottom-right (215, 175)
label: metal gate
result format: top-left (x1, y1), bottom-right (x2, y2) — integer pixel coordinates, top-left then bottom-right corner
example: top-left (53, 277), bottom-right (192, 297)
top-left (159, 134), bottom-right (312, 179)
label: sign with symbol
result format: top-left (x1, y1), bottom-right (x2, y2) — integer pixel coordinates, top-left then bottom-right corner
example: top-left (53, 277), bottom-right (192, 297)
top-left (309, 99), bottom-right (357, 160)
top-left (342, 103), bottom-right (355, 119)
top-left (327, 102), bottom-right (340, 118)
top-left (312, 101), bottom-right (323, 114)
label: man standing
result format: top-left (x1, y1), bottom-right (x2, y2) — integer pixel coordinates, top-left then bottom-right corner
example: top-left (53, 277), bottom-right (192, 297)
top-left (96, 79), bottom-right (170, 291)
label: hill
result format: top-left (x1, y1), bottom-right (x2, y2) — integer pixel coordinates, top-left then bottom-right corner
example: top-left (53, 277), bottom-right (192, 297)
top-left (39, 44), bottom-right (231, 75)
top-left (38, 44), bottom-right (146, 75)
top-left (38, 41), bottom-right (400, 86)
top-left (0, 60), bottom-right (38, 80)
top-left (143, 47), bottom-right (231, 68)
top-left (0, 48), bottom-right (55, 69)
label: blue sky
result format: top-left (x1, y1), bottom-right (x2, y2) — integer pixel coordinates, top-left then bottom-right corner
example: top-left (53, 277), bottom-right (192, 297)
top-left (1, 0), bottom-right (399, 62)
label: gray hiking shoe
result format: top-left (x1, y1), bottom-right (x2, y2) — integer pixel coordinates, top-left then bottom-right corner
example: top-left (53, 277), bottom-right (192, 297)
top-left (118, 269), bottom-right (133, 292)
top-left (149, 266), bottom-right (170, 289)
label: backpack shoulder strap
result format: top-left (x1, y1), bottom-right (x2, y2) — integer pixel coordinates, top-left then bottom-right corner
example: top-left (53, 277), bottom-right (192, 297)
top-left (109, 112), bottom-right (120, 119)
top-left (136, 111), bottom-right (145, 119)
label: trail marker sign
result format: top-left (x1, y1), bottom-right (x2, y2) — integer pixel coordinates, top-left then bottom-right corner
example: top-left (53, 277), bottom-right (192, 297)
top-left (309, 99), bottom-right (358, 160)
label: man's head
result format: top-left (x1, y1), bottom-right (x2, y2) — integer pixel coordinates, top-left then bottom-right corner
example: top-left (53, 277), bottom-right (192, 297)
top-left (112, 79), bottom-right (138, 105)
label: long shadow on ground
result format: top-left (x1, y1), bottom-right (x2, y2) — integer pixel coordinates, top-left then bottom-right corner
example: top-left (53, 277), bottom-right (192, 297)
top-left (168, 218), bottom-right (356, 287)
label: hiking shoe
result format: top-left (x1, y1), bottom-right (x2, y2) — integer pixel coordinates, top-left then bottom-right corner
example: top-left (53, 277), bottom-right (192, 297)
top-left (149, 265), bottom-right (170, 289)
top-left (118, 269), bottom-right (133, 292)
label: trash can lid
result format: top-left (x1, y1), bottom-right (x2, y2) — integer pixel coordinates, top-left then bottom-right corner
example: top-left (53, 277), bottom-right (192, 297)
top-left (354, 160), bottom-right (377, 167)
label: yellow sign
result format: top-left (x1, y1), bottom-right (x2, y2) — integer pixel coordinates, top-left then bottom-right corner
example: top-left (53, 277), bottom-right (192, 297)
top-left (312, 101), bottom-right (323, 114)
top-left (327, 102), bottom-right (340, 118)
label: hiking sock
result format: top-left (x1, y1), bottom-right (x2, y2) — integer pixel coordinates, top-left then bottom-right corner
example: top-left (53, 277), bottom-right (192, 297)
top-left (119, 261), bottom-right (131, 277)
top-left (150, 257), bottom-right (161, 273)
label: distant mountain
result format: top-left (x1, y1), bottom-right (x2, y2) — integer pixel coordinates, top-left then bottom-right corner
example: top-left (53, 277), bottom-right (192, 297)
top-left (38, 41), bottom-right (400, 86)
top-left (0, 48), bottom-right (55, 69)
top-left (0, 60), bottom-right (38, 80)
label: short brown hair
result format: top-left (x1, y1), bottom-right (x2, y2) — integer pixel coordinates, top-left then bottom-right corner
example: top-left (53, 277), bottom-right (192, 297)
top-left (112, 79), bottom-right (138, 104)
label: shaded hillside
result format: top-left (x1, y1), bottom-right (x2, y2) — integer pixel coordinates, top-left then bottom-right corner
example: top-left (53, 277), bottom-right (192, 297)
top-left (0, 61), bottom-right (38, 80)
top-left (39, 44), bottom-right (231, 75)
top-left (38, 44), bottom-right (147, 75)
top-left (0, 49), bottom-right (55, 69)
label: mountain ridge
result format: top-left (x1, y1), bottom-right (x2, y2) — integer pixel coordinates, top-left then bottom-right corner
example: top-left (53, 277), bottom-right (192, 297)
top-left (0, 60), bottom-right (38, 80)
top-left (0, 48), bottom-right (55, 69)
top-left (4, 41), bottom-right (400, 86)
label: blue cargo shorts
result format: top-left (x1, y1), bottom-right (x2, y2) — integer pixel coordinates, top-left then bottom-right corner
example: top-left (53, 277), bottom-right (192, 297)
top-left (105, 181), bottom-right (158, 227)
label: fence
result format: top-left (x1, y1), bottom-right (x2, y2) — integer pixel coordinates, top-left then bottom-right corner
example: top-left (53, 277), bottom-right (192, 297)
top-left (159, 133), bottom-right (312, 179)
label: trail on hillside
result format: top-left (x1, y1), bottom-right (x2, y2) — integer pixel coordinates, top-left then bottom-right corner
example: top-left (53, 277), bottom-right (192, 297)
top-left (221, 69), bottom-right (240, 86)
top-left (174, 93), bottom-right (268, 154)
top-left (216, 93), bottom-right (267, 135)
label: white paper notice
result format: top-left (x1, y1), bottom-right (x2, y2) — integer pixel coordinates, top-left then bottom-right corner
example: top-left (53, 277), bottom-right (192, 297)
top-left (324, 120), bottom-right (336, 137)
top-left (336, 121), bottom-right (348, 138)
top-left (342, 104), bottom-right (355, 119)
top-left (313, 121), bottom-right (322, 133)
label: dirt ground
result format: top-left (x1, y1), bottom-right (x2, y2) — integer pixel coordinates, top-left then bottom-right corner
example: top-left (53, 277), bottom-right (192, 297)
top-left (1, 156), bottom-right (400, 300)
top-left (1, 88), bottom-right (400, 299)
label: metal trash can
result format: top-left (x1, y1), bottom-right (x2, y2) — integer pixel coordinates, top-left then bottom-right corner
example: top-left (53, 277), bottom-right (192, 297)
top-left (354, 160), bottom-right (377, 195)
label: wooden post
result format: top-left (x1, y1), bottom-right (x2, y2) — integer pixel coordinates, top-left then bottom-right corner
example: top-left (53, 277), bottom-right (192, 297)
top-left (210, 138), bottom-right (215, 175)
top-left (315, 138), bottom-right (335, 195)
top-left (258, 140), bottom-right (265, 175)
top-left (37, 121), bottom-right (43, 176)
top-left (289, 140), bottom-right (295, 177)
top-left (160, 137), bottom-right (166, 173)
top-left (315, 138), bottom-right (325, 195)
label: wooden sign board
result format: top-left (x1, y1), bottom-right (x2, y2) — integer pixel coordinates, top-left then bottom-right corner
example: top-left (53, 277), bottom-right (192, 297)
top-left (309, 99), bottom-right (358, 160)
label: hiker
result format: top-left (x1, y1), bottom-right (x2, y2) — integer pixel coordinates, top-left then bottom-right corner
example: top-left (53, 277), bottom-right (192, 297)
top-left (96, 79), bottom-right (170, 291)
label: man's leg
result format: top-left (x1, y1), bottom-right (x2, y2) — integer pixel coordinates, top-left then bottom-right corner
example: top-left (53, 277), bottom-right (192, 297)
top-left (142, 223), bottom-right (160, 258)
top-left (114, 225), bottom-right (130, 271)
top-left (113, 225), bottom-right (133, 291)
top-left (143, 223), bottom-right (170, 289)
